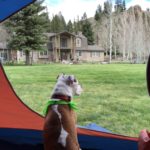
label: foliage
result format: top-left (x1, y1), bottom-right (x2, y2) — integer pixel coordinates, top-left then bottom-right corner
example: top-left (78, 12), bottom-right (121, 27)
top-left (5, 0), bottom-right (49, 65)
top-left (94, 4), bottom-right (102, 21)
top-left (123, 0), bottom-right (126, 11)
top-left (50, 12), bottom-right (67, 33)
top-left (4, 64), bottom-right (149, 137)
top-left (73, 17), bottom-right (82, 34)
top-left (81, 13), bottom-right (94, 45)
top-left (66, 20), bottom-right (73, 33)
top-left (103, 0), bottom-right (112, 16)
top-left (115, 0), bottom-right (126, 13)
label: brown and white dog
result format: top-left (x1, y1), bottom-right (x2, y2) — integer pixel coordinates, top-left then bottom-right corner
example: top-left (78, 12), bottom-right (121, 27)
top-left (43, 74), bottom-right (83, 150)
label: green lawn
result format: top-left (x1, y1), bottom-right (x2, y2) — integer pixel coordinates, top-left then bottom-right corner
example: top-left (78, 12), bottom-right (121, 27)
top-left (3, 63), bottom-right (150, 137)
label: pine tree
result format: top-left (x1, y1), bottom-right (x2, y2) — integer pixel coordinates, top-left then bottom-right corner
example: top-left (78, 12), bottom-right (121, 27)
top-left (81, 13), bottom-right (94, 45)
top-left (58, 12), bottom-right (67, 31)
top-left (94, 11), bottom-right (100, 21)
top-left (76, 16), bottom-right (82, 32)
top-left (5, 0), bottom-right (49, 65)
top-left (51, 15), bottom-right (59, 32)
top-left (50, 12), bottom-right (66, 33)
top-left (123, 0), bottom-right (126, 11)
top-left (115, 0), bottom-right (124, 12)
top-left (103, 0), bottom-right (112, 16)
top-left (73, 17), bottom-right (82, 34)
top-left (67, 20), bottom-right (73, 33)
top-left (94, 4), bottom-right (102, 21)
top-left (73, 19), bottom-right (78, 34)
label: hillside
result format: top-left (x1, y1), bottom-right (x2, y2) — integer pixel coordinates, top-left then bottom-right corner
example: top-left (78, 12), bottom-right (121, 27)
top-left (90, 5), bottom-right (150, 62)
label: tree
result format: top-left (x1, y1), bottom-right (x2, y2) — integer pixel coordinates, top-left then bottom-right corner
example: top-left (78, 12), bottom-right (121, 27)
top-left (5, 0), bottom-right (49, 65)
top-left (115, 0), bottom-right (124, 13)
top-left (123, 0), bottom-right (126, 11)
top-left (73, 16), bottom-right (82, 34)
top-left (103, 0), bottom-right (112, 16)
top-left (146, 8), bottom-right (150, 12)
top-left (58, 12), bottom-right (67, 31)
top-left (108, 0), bottom-right (113, 63)
top-left (102, 0), bottom-right (113, 62)
top-left (67, 20), bottom-right (73, 33)
top-left (81, 13), bottom-right (94, 45)
top-left (51, 15), bottom-right (59, 32)
top-left (50, 12), bottom-right (66, 33)
top-left (94, 11), bottom-right (100, 21)
top-left (94, 4), bottom-right (102, 21)
top-left (73, 19), bottom-right (78, 33)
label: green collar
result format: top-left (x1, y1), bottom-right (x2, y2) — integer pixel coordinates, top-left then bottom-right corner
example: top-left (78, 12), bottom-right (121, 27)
top-left (43, 100), bottom-right (77, 115)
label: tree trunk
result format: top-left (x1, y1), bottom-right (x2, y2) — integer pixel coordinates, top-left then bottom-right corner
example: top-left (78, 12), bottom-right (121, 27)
top-left (114, 46), bottom-right (116, 60)
top-left (25, 50), bottom-right (31, 65)
top-left (109, 15), bottom-right (112, 63)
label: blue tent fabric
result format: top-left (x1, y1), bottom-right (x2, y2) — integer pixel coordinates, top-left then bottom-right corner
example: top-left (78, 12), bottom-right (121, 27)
top-left (78, 134), bottom-right (138, 150)
top-left (0, 0), bottom-right (36, 22)
top-left (0, 127), bottom-right (138, 150)
top-left (81, 123), bottom-right (112, 133)
top-left (0, 124), bottom-right (108, 146)
top-left (0, 128), bottom-right (43, 150)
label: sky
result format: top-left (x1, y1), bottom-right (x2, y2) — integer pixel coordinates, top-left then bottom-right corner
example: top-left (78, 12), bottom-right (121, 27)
top-left (44, 0), bottom-right (150, 22)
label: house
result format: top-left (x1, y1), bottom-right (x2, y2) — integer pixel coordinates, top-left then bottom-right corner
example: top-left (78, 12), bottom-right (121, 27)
top-left (0, 29), bottom-right (104, 63)
top-left (45, 31), bottom-right (104, 63)
top-left (0, 25), bottom-right (10, 62)
top-left (46, 31), bottom-right (76, 62)
top-left (75, 32), bottom-right (104, 62)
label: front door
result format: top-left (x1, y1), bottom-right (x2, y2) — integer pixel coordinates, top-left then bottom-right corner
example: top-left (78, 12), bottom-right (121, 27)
top-left (60, 50), bottom-right (71, 61)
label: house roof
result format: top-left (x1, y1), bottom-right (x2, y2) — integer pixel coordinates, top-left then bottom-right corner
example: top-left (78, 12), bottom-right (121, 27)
top-left (88, 45), bottom-right (104, 51)
top-left (47, 31), bottom-right (75, 38)
top-left (76, 45), bottom-right (104, 52)
top-left (45, 33), bottom-right (56, 37)
top-left (76, 32), bottom-right (87, 39)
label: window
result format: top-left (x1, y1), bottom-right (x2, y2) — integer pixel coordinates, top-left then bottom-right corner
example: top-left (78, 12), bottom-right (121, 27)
top-left (90, 52), bottom-right (100, 57)
top-left (20, 50), bottom-right (25, 57)
top-left (79, 51), bottom-right (82, 56)
top-left (61, 38), bottom-right (67, 48)
top-left (0, 51), bottom-right (7, 60)
top-left (40, 50), bottom-right (48, 56)
top-left (76, 38), bottom-right (81, 47)
top-left (39, 50), bottom-right (48, 58)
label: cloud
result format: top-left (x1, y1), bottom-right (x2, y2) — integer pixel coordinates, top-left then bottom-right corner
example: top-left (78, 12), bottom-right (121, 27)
top-left (45, 0), bottom-right (106, 22)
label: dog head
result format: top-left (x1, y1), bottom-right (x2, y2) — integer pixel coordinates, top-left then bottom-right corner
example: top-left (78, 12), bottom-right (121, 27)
top-left (55, 74), bottom-right (83, 96)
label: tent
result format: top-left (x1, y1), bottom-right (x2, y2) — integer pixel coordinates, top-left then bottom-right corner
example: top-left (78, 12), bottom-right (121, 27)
top-left (0, 63), bottom-right (138, 150)
top-left (0, 0), bottom-right (36, 23)
top-left (0, 0), bottom-right (139, 149)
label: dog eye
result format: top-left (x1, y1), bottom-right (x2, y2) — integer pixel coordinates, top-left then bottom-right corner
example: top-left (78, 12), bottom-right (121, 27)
top-left (74, 79), bottom-right (77, 82)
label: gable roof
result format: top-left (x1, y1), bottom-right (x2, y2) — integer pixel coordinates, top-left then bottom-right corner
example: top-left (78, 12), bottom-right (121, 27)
top-left (87, 45), bottom-right (104, 51)
top-left (48, 31), bottom-right (75, 38)
top-left (76, 45), bottom-right (104, 52)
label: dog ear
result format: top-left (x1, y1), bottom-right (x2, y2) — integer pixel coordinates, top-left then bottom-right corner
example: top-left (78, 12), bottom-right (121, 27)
top-left (57, 73), bottom-right (65, 79)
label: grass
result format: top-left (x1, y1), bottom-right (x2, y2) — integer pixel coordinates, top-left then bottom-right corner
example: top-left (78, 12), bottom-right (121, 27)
top-left (3, 63), bottom-right (150, 137)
